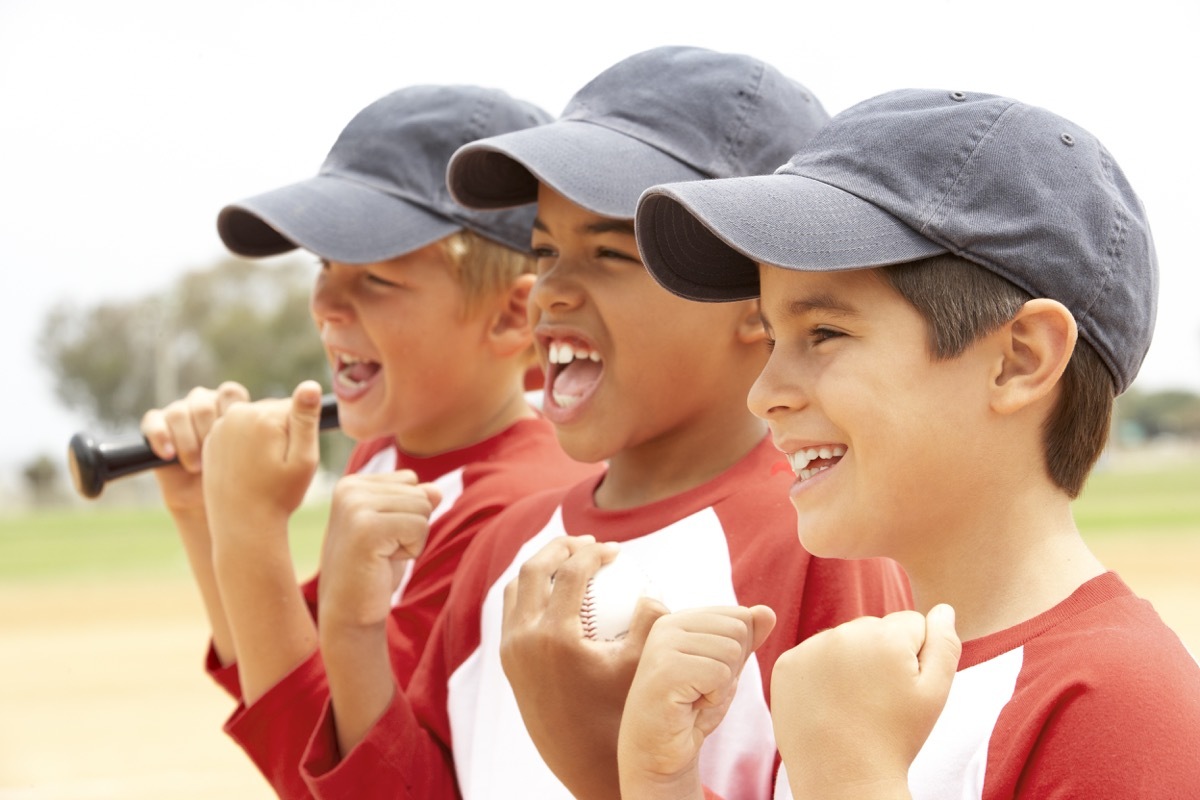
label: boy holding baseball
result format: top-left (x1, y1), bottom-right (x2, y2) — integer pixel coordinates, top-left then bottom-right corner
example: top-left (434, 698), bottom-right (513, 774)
top-left (141, 85), bottom-right (598, 799)
top-left (298, 46), bottom-right (911, 800)
top-left (621, 88), bottom-right (1200, 797)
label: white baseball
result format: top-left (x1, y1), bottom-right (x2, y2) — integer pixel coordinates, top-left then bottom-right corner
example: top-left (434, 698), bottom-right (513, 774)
top-left (581, 551), bottom-right (663, 641)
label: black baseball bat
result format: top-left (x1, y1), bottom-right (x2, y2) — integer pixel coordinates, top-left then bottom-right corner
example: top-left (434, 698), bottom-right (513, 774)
top-left (67, 394), bottom-right (340, 499)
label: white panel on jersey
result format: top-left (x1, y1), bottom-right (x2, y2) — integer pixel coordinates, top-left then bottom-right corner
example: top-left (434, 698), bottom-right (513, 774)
top-left (773, 647), bottom-right (1024, 800)
top-left (351, 446), bottom-right (463, 606)
top-left (448, 506), bottom-right (775, 800)
top-left (357, 446), bottom-right (398, 474)
top-left (909, 646), bottom-right (1023, 799)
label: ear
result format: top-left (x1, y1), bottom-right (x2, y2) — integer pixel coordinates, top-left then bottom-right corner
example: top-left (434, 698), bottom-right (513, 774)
top-left (734, 299), bottom-right (768, 345)
top-left (485, 272), bottom-right (536, 357)
top-left (990, 299), bottom-right (1077, 415)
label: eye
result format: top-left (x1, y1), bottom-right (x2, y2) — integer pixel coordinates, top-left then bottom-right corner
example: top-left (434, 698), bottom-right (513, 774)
top-left (365, 271), bottom-right (402, 288)
top-left (810, 326), bottom-right (844, 344)
top-left (596, 246), bottom-right (641, 264)
top-left (764, 335), bottom-right (776, 352)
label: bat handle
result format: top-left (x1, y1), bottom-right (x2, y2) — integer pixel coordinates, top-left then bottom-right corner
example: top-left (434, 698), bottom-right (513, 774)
top-left (67, 393), bottom-right (340, 499)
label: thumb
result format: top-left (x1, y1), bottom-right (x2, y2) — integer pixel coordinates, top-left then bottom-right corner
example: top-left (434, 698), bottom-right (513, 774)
top-left (625, 596), bottom-right (672, 650)
top-left (419, 482), bottom-right (443, 510)
top-left (286, 380), bottom-right (324, 464)
top-left (747, 604), bottom-right (778, 654)
top-left (917, 603), bottom-right (961, 692)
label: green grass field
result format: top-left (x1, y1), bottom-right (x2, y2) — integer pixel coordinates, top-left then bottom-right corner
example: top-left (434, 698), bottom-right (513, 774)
top-left (1, 456), bottom-right (1197, 582)
top-left (0, 499), bottom-right (328, 583)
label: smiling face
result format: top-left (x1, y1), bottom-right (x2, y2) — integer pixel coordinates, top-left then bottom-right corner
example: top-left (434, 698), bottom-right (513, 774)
top-left (749, 264), bottom-right (995, 564)
top-left (529, 185), bottom-right (765, 472)
top-left (309, 240), bottom-right (500, 453)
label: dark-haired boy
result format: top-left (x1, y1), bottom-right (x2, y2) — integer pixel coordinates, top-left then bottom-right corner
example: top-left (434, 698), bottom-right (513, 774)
top-left (300, 46), bottom-right (911, 800)
top-left (623, 88), bottom-right (1200, 798)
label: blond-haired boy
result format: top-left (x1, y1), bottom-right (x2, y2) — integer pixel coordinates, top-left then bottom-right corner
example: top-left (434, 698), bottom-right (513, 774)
top-left (141, 85), bottom-right (598, 799)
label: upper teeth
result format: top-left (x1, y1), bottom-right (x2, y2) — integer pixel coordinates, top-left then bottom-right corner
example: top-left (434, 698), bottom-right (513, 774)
top-left (548, 342), bottom-right (601, 365)
top-left (340, 353), bottom-right (371, 365)
top-left (787, 446), bottom-right (846, 480)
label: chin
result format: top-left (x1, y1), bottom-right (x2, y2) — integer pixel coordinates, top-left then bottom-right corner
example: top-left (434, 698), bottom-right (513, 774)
top-left (553, 428), bottom-right (613, 466)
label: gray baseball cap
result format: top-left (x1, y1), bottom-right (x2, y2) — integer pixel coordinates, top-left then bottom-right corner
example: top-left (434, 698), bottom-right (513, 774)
top-left (446, 45), bottom-right (830, 219)
top-left (217, 85), bottom-right (552, 262)
top-left (636, 88), bottom-right (1158, 394)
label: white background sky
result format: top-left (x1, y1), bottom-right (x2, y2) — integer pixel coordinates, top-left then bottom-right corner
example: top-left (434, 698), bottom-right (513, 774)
top-left (1, 0), bottom-right (1197, 482)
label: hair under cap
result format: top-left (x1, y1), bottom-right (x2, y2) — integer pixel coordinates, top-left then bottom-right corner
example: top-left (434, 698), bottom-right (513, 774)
top-left (446, 45), bottom-right (831, 219)
top-left (217, 85), bottom-right (552, 262)
top-left (636, 88), bottom-right (1158, 394)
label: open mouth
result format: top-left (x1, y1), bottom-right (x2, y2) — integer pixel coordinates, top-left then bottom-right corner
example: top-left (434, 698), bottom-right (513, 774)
top-left (786, 445), bottom-right (846, 481)
top-left (545, 339), bottom-right (603, 411)
top-left (334, 352), bottom-right (381, 392)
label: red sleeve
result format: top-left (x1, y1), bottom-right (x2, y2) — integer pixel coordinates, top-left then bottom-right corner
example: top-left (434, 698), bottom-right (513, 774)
top-left (301, 657), bottom-right (460, 800)
top-left (301, 488), bottom-right (568, 800)
top-left (204, 642), bottom-right (242, 699)
top-left (989, 597), bottom-right (1200, 798)
top-left (222, 649), bottom-right (328, 799)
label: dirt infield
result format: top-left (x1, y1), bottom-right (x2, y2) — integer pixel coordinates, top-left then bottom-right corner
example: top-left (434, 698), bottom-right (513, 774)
top-left (2, 534), bottom-right (1197, 799)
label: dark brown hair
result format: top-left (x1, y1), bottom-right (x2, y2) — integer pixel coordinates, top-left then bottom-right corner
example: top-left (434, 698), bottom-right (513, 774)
top-left (881, 254), bottom-right (1114, 498)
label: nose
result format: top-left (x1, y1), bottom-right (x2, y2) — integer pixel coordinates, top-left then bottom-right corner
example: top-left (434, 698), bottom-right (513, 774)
top-left (747, 346), bottom-right (806, 420)
top-left (530, 257), bottom-right (586, 316)
top-left (310, 262), bottom-right (353, 326)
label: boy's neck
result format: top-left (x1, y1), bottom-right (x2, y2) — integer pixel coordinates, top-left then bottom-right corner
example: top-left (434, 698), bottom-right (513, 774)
top-left (394, 380), bottom-right (535, 457)
top-left (593, 413), bottom-right (767, 510)
top-left (904, 487), bottom-right (1106, 641)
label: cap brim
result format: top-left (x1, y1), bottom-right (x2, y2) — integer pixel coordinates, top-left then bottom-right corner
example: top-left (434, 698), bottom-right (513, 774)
top-left (637, 172), bottom-right (949, 301)
top-left (218, 175), bottom-right (460, 263)
top-left (448, 120), bottom-right (707, 219)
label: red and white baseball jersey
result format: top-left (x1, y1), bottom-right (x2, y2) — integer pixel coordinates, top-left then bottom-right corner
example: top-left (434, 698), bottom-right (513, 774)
top-left (774, 571), bottom-right (1200, 799)
top-left (203, 415), bottom-right (599, 800)
top-left (300, 435), bottom-right (912, 799)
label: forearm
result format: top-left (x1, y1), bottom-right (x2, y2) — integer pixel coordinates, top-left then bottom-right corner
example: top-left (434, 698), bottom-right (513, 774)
top-left (170, 507), bottom-right (236, 664)
top-left (320, 623), bottom-right (396, 757)
top-left (617, 763), bottom-right (705, 800)
top-left (213, 519), bottom-right (317, 704)
top-left (788, 772), bottom-right (912, 800)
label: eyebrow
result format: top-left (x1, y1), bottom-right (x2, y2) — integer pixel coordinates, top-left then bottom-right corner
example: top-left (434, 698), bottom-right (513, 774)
top-left (531, 217), bottom-right (637, 237)
top-left (762, 291), bottom-right (862, 327)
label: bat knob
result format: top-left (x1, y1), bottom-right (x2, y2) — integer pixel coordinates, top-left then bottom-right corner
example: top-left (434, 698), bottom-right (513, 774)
top-left (68, 432), bottom-right (105, 499)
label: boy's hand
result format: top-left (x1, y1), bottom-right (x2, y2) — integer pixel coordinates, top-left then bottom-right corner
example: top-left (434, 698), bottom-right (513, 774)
top-left (318, 470), bottom-right (442, 631)
top-left (771, 604), bottom-right (961, 800)
top-left (140, 381), bottom-right (249, 517)
top-left (500, 537), bottom-right (668, 799)
top-left (203, 380), bottom-right (324, 533)
top-left (316, 469), bottom-right (440, 756)
top-left (617, 605), bottom-right (776, 800)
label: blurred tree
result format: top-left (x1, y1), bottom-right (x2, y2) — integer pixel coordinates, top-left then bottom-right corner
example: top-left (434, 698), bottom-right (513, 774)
top-left (1116, 387), bottom-right (1200, 441)
top-left (22, 453), bottom-right (62, 506)
top-left (39, 255), bottom-right (352, 470)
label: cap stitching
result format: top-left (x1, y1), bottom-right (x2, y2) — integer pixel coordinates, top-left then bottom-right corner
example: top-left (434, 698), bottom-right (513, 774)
top-left (722, 61), bottom-right (764, 176)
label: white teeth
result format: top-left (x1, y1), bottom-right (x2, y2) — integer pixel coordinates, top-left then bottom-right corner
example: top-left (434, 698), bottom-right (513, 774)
top-left (552, 392), bottom-right (580, 408)
top-left (798, 465), bottom-right (833, 481)
top-left (336, 372), bottom-right (367, 389)
top-left (548, 340), bottom-right (601, 365)
top-left (786, 446), bottom-right (847, 480)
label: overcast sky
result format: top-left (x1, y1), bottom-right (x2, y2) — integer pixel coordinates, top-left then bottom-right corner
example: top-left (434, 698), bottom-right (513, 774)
top-left (2, 0), bottom-right (1197, 481)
